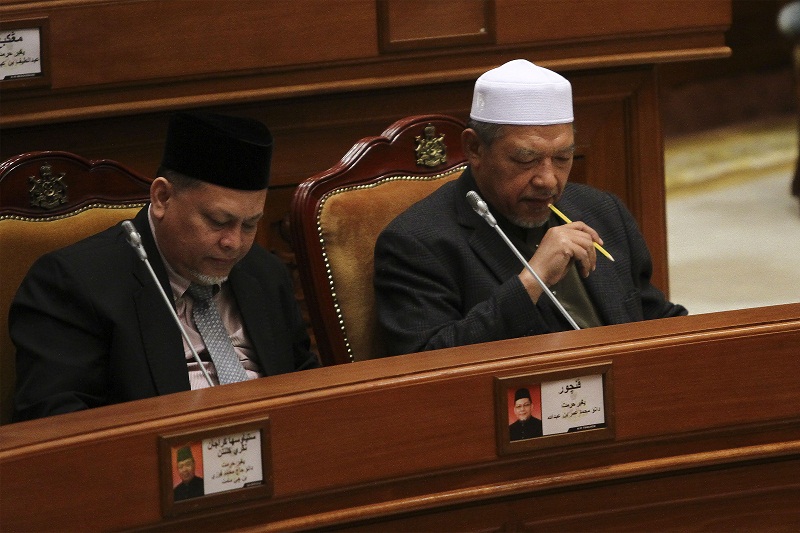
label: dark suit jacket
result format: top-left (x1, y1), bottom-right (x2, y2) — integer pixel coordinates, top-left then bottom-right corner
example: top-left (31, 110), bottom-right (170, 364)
top-left (10, 206), bottom-right (320, 421)
top-left (509, 417), bottom-right (543, 441)
top-left (174, 476), bottom-right (205, 501)
top-left (374, 168), bottom-right (687, 355)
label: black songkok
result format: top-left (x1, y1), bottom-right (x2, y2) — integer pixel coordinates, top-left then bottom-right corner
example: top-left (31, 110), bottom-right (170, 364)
top-left (176, 446), bottom-right (193, 462)
top-left (160, 111), bottom-right (273, 190)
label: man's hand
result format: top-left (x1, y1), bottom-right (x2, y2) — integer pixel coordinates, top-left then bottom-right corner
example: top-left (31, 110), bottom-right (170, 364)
top-left (519, 222), bottom-right (602, 302)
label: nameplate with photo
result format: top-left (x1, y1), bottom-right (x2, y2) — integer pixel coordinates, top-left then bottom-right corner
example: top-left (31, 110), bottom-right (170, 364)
top-left (158, 417), bottom-right (272, 517)
top-left (494, 362), bottom-right (615, 455)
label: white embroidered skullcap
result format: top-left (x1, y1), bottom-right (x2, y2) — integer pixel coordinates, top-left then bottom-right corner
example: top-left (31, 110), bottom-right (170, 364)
top-left (470, 59), bottom-right (573, 125)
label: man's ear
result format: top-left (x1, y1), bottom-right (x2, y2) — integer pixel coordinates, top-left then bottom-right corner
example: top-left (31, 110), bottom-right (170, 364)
top-left (461, 128), bottom-right (483, 167)
top-left (149, 177), bottom-right (172, 218)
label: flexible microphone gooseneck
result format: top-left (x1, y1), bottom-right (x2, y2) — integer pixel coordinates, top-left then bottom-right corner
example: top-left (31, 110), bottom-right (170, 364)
top-left (122, 220), bottom-right (215, 386)
top-left (465, 191), bottom-right (580, 330)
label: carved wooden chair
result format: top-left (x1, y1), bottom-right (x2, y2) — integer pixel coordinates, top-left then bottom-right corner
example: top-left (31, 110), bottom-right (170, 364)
top-left (0, 151), bottom-right (152, 424)
top-left (290, 115), bottom-right (467, 366)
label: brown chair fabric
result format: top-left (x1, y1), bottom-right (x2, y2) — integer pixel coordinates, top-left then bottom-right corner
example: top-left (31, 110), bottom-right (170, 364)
top-left (291, 115), bottom-right (467, 366)
top-left (319, 169), bottom-right (464, 362)
top-left (0, 152), bottom-right (151, 424)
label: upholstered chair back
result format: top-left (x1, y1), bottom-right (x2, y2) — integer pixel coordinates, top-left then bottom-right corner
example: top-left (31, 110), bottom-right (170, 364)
top-left (290, 115), bottom-right (467, 366)
top-left (0, 151), bottom-right (152, 424)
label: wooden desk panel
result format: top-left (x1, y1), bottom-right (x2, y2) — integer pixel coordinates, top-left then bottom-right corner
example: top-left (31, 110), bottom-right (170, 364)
top-left (1, 303), bottom-right (798, 531)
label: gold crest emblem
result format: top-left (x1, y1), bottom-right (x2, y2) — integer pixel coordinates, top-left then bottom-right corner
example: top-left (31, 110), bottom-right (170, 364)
top-left (414, 124), bottom-right (447, 168)
top-left (28, 163), bottom-right (68, 209)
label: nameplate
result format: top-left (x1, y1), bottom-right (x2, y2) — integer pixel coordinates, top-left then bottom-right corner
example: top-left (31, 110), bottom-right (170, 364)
top-left (0, 17), bottom-right (50, 89)
top-left (159, 416), bottom-right (272, 517)
top-left (495, 362), bottom-right (615, 455)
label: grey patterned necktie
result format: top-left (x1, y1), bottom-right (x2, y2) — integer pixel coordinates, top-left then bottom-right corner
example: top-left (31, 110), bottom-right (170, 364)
top-left (187, 283), bottom-right (248, 385)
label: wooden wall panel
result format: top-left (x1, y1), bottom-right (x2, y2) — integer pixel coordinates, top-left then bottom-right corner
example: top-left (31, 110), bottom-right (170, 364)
top-left (11, 0), bottom-right (378, 88)
top-left (0, 0), bottom-right (729, 128)
top-left (496, 0), bottom-right (731, 44)
top-left (378, 0), bottom-right (495, 52)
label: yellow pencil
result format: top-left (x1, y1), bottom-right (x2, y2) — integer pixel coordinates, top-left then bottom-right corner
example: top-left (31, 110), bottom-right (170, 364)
top-left (548, 204), bottom-right (615, 262)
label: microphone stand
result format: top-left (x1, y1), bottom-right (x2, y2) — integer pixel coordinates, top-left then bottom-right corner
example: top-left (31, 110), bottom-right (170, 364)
top-left (466, 191), bottom-right (580, 330)
top-left (122, 220), bottom-right (215, 387)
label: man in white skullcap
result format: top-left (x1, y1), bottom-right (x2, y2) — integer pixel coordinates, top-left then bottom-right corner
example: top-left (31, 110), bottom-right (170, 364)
top-left (374, 59), bottom-right (687, 356)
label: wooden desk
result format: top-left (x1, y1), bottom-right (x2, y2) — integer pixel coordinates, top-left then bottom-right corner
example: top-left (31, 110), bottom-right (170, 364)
top-left (2, 303), bottom-right (799, 531)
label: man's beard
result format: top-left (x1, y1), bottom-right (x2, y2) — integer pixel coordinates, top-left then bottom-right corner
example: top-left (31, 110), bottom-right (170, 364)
top-left (190, 270), bottom-right (228, 286)
top-left (507, 193), bottom-right (556, 229)
top-left (509, 214), bottom-right (549, 229)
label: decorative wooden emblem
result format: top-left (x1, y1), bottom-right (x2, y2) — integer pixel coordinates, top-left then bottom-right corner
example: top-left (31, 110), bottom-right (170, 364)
top-left (414, 124), bottom-right (447, 167)
top-left (28, 163), bottom-right (67, 209)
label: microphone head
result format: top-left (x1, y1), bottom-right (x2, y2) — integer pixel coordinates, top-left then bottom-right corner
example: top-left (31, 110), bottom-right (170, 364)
top-left (466, 190), bottom-right (482, 211)
top-left (121, 220), bottom-right (141, 246)
top-left (466, 190), bottom-right (497, 226)
top-left (122, 220), bottom-right (147, 261)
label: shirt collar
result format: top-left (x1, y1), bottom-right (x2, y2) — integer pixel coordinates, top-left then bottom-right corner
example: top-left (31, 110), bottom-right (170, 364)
top-left (147, 206), bottom-right (213, 300)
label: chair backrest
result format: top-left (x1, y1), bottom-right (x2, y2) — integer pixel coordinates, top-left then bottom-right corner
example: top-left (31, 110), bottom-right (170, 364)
top-left (290, 115), bottom-right (467, 366)
top-left (0, 151), bottom-right (152, 424)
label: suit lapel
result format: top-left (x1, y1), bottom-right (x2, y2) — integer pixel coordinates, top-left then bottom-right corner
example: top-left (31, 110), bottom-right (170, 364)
top-left (456, 171), bottom-right (523, 283)
top-left (229, 267), bottom-right (279, 376)
top-left (131, 208), bottom-right (191, 394)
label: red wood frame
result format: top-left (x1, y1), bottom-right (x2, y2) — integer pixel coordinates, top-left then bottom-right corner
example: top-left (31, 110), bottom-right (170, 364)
top-left (0, 150), bottom-right (152, 218)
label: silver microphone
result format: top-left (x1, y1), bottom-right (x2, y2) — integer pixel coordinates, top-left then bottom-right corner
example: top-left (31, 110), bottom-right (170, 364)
top-left (122, 220), bottom-right (147, 261)
top-left (121, 220), bottom-right (215, 386)
top-left (466, 190), bottom-right (497, 226)
top-left (466, 191), bottom-right (580, 330)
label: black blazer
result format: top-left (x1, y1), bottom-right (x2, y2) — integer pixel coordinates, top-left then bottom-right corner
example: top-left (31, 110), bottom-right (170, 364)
top-left (11, 206), bottom-right (319, 421)
top-left (374, 168), bottom-right (687, 355)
